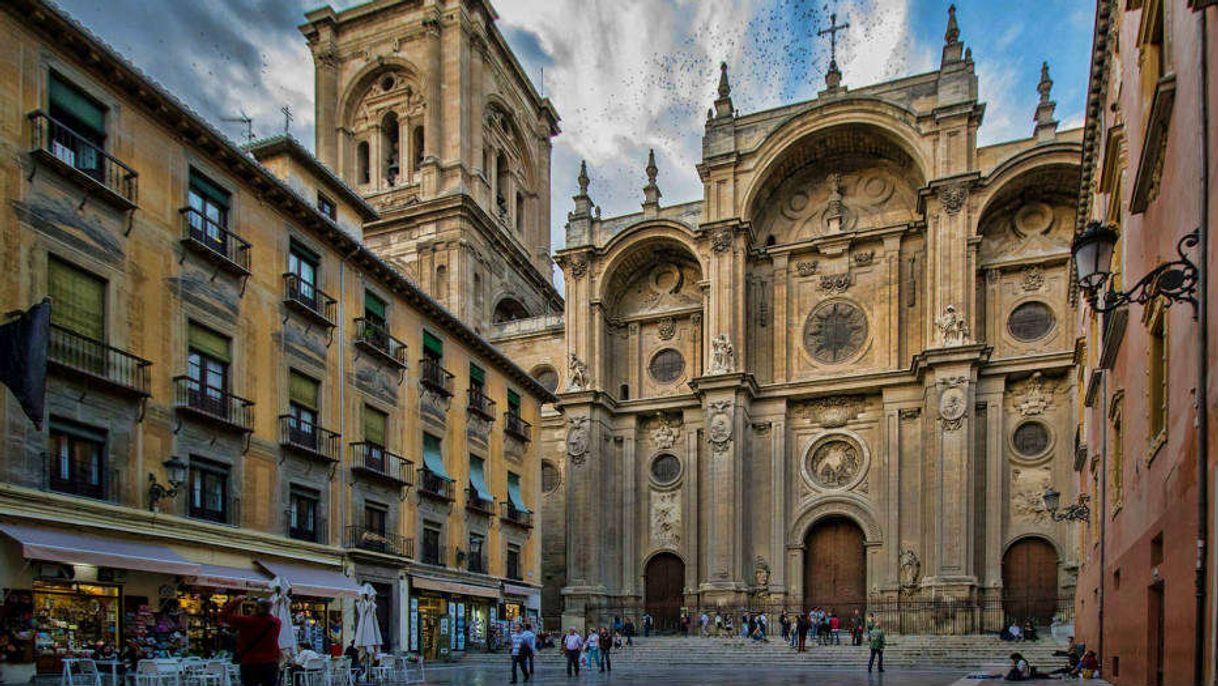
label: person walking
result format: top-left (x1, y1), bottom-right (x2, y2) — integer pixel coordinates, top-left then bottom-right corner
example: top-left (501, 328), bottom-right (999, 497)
top-left (584, 628), bottom-right (601, 672)
top-left (623, 617), bottom-right (635, 647)
top-left (508, 622), bottom-right (534, 684)
top-left (598, 627), bottom-right (612, 673)
top-left (850, 609), bottom-right (864, 646)
top-left (220, 596), bottom-right (282, 686)
top-left (796, 614), bottom-right (809, 653)
top-left (642, 613), bottom-right (652, 638)
top-left (779, 612), bottom-right (790, 643)
top-left (867, 620), bottom-right (886, 673)
top-left (563, 627), bottom-right (584, 677)
top-left (522, 622), bottom-right (537, 677)
top-left (699, 611), bottom-right (709, 637)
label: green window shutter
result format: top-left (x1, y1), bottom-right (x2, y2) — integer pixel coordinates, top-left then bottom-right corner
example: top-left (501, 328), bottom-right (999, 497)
top-left (469, 363), bottom-right (486, 385)
top-left (364, 291), bottom-right (387, 319)
top-left (422, 330), bottom-right (443, 357)
top-left (507, 389), bottom-right (521, 410)
top-left (288, 371), bottom-right (320, 410)
top-left (47, 258), bottom-right (105, 340)
top-left (363, 406), bottom-right (387, 446)
top-left (49, 73), bottom-right (105, 136)
top-left (188, 169), bottom-right (230, 209)
top-left (188, 322), bottom-right (231, 363)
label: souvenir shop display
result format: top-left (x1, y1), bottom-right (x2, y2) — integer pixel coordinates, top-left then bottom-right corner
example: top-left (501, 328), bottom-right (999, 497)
top-left (31, 582), bottom-right (119, 673)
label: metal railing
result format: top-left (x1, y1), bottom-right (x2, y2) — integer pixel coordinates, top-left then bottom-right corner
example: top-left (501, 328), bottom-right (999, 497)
top-left (418, 466), bottom-right (453, 500)
top-left (501, 502), bottom-right (533, 528)
top-left (346, 525), bottom-right (413, 558)
top-left (286, 511), bottom-right (327, 545)
top-left (180, 207), bottom-right (251, 274)
top-left (173, 376), bottom-right (254, 432)
top-left (465, 486), bottom-right (495, 515)
top-left (353, 318), bottom-right (407, 367)
top-left (28, 110), bottom-right (138, 205)
top-left (278, 415), bottom-right (341, 462)
top-left (504, 410), bottom-right (531, 442)
top-left (419, 357), bottom-right (454, 396)
top-left (283, 273), bottom-right (337, 326)
top-left (43, 454), bottom-right (119, 504)
top-left (349, 442), bottom-right (414, 486)
top-left (467, 386), bottom-right (496, 420)
top-left (48, 325), bottom-right (151, 396)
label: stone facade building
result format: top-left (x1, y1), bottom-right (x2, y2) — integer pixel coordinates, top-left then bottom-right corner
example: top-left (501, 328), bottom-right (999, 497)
top-left (0, 0), bottom-right (549, 676)
top-left (538, 9), bottom-right (1086, 631)
top-left (1072, 1), bottom-right (1217, 684)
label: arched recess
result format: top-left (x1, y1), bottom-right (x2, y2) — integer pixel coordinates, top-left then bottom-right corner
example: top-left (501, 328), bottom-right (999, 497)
top-left (976, 160), bottom-right (1081, 263)
top-left (483, 98), bottom-right (534, 231)
top-left (803, 516), bottom-right (867, 613)
top-left (1001, 535), bottom-right (1060, 625)
top-left (492, 296), bottom-right (530, 323)
top-left (337, 59), bottom-right (426, 188)
top-left (643, 551), bottom-right (685, 632)
top-left (596, 231), bottom-right (703, 401)
top-left (785, 494), bottom-right (883, 607)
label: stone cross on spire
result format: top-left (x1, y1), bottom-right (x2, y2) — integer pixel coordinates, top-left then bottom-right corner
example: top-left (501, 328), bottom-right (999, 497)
top-left (712, 62), bottom-right (734, 119)
top-left (818, 12), bottom-right (849, 91)
top-left (642, 149), bottom-right (662, 216)
top-left (1033, 62), bottom-right (1059, 142)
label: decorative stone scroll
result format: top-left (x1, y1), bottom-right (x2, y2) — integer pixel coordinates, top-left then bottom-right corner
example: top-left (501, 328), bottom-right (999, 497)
top-left (818, 273), bottom-right (853, 294)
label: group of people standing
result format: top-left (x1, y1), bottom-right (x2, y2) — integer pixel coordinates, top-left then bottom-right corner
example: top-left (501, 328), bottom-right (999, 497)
top-left (560, 625), bottom-right (622, 677)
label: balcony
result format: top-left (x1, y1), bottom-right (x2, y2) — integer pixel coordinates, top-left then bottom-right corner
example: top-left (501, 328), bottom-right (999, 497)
top-left (28, 110), bottom-right (138, 210)
top-left (278, 415), bottom-right (341, 463)
top-left (465, 486), bottom-right (495, 516)
top-left (180, 207), bottom-right (251, 276)
top-left (48, 325), bottom-right (151, 397)
top-left (419, 357), bottom-right (454, 397)
top-left (346, 525), bottom-right (413, 558)
top-left (353, 319), bottom-right (407, 369)
top-left (173, 376), bottom-right (254, 433)
top-left (467, 387), bottom-right (497, 421)
top-left (501, 502), bottom-right (533, 529)
top-left (349, 442), bottom-right (414, 488)
top-left (418, 467), bottom-right (454, 501)
top-left (287, 513), bottom-right (327, 545)
top-left (504, 410), bottom-right (531, 442)
top-left (283, 274), bottom-right (337, 328)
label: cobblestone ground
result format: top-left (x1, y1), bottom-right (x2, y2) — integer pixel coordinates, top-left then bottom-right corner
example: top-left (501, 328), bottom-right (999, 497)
top-left (417, 662), bottom-right (971, 685)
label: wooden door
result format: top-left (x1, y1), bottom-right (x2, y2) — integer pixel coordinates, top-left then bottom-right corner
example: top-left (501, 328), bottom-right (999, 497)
top-left (1002, 538), bottom-right (1058, 624)
top-left (644, 553), bottom-right (684, 632)
top-left (1148, 583), bottom-right (1164, 686)
top-left (803, 517), bottom-right (866, 614)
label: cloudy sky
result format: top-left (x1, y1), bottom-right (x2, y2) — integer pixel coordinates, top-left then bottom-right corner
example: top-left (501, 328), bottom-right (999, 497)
top-left (57, 0), bottom-right (1094, 284)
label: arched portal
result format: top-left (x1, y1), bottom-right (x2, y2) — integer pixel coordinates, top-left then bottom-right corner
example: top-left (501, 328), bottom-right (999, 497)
top-left (803, 516), bottom-right (866, 613)
top-left (1002, 537), bottom-right (1059, 625)
top-left (643, 553), bottom-right (684, 633)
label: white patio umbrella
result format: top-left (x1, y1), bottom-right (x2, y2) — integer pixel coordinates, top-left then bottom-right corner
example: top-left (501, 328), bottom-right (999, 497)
top-left (353, 583), bottom-right (382, 656)
top-left (269, 576), bottom-right (297, 654)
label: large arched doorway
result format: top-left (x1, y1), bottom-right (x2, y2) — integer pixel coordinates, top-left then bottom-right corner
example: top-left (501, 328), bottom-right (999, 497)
top-left (643, 553), bottom-right (684, 633)
top-left (803, 516), bottom-right (866, 614)
top-left (1002, 537), bottom-right (1059, 625)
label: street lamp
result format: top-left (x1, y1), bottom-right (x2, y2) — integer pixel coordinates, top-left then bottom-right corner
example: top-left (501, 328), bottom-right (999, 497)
top-left (1071, 221), bottom-right (1200, 315)
top-left (148, 456), bottom-right (188, 511)
top-left (1042, 486), bottom-right (1090, 522)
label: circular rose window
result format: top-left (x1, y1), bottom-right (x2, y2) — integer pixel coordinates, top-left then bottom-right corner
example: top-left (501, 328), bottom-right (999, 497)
top-left (1012, 421), bottom-right (1051, 458)
top-left (804, 301), bottom-right (868, 364)
top-left (649, 349), bottom-right (685, 384)
top-left (1007, 302), bottom-right (1056, 342)
top-left (650, 454), bottom-right (682, 486)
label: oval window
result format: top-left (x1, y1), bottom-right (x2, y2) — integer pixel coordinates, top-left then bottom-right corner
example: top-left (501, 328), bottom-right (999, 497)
top-left (650, 454), bottom-right (681, 485)
top-left (649, 349), bottom-right (685, 384)
top-left (1013, 421), bottom-right (1051, 458)
top-left (1007, 302), bottom-right (1056, 342)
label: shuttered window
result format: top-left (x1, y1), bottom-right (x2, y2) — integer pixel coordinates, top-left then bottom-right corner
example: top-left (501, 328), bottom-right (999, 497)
top-left (364, 290), bottom-right (387, 327)
top-left (469, 363), bottom-right (486, 385)
top-left (288, 371), bottom-right (319, 411)
top-left (47, 257), bottom-right (105, 340)
top-left (49, 72), bottom-right (105, 140)
top-left (363, 405), bottom-right (387, 447)
top-left (423, 330), bottom-right (443, 359)
top-left (187, 323), bottom-right (230, 364)
top-left (507, 389), bottom-right (521, 412)
top-left (189, 169), bottom-right (231, 211)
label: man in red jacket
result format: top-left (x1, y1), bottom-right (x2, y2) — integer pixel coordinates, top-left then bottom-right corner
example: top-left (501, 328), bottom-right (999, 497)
top-left (221, 596), bottom-right (283, 686)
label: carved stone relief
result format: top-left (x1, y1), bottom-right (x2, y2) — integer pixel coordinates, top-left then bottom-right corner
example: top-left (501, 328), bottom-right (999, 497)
top-left (567, 353), bottom-right (590, 391)
top-left (935, 304), bottom-right (971, 347)
top-left (707, 399), bottom-right (733, 455)
top-left (899, 549), bottom-right (922, 589)
top-left (1020, 266), bottom-right (1045, 292)
top-left (939, 182), bottom-right (968, 215)
top-left (711, 228), bottom-right (733, 253)
top-left (818, 273), bottom-right (853, 294)
top-left (1017, 372), bottom-right (1050, 416)
top-left (805, 435), bottom-right (865, 490)
top-left (648, 414), bottom-right (679, 450)
top-left (755, 163), bottom-right (918, 243)
top-left (938, 376), bottom-right (968, 432)
top-left (657, 316), bottom-right (676, 340)
top-left (1011, 466), bottom-right (1052, 521)
top-left (709, 334), bottom-right (735, 374)
top-left (852, 250), bottom-right (875, 266)
top-left (797, 395), bottom-right (865, 428)
top-left (796, 260), bottom-right (820, 277)
top-left (650, 490), bottom-right (681, 547)
top-left (803, 300), bottom-right (868, 364)
top-left (566, 416), bottom-right (589, 465)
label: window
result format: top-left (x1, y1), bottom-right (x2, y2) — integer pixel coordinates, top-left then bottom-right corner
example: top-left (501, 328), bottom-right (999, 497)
top-left (364, 502), bottom-right (387, 537)
top-left (492, 298), bottom-right (529, 323)
top-left (47, 72), bottom-right (106, 178)
top-left (468, 533), bottom-right (485, 574)
top-left (515, 192), bottom-right (524, 233)
top-left (364, 290), bottom-right (388, 329)
top-left (650, 454), bottom-right (681, 486)
top-left (363, 405), bottom-right (388, 466)
top-left (316, 192), bottom-right (336, 220)
top-left (507, 389), bottom-right (521, 417)
top-left (495, 153), bottom-right (508, 214)
top-left (506, 543), bottom-right (521, 580)
top-left (1012, 421), bottom-right (1051, 459)
top-left (47, 257), bottom-right (106, 342)
top-left (288, 242), bottom-right (320, 309)
top-left (187, 322), bottom-right (231, 414)
top-left (541, 461), bottom-right (560, 494)
top-left (469, 363), bottom-right (486, 392)
top-left (187, 169), bottom-right (231, 254)
top-left (422, 330), bottom-right (443, 362)
top-left (649, 349), bottom-right (685, 383)
top-left (382, 112), bottom-right (400, 186)
top-left (1148, 309), bottom-right (1167, 447)
top-left (357, 141), bottom-right (370, 185)
top-left (468, 455), bottom-right (491, 508)
top-left (411, 126), bottom-right (424, 174)
top-left (287, 370), bottom-right (320, 447)
top-left (1007, 302), bottom-right (1056, 342)
top-left (506, 472), bottom-right (527, 514)
top-left (189, 457), bottom-right (229, 523)
top-left (289, 487), bottom-right (319, 541)
top-left (422, 522), bottom-right (442, 566)
top-left (48, 420), bottom-right (106, 500)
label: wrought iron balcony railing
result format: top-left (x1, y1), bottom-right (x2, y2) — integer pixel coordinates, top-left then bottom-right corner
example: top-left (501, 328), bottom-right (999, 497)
top-left (467, 386), bottom-right (496, 420)
top-left (349, 442), bottom-right (414, 487)
top-left (419, 357), bottom-right (454, 397)
top-left (28, 110), bottom-right (138, 208)
top-left (173, 376), bottom-right (254, 432)
top-left (345, 525), bottom-right (413, 558)
top-left (278, 415), bottom-right (341, 463)
top-left (418, 467), bottom-right (454, 501)
top-left (48, 325), bottom-right (151, 397)
top-left (465, 486), bottom-right (495, 515)
top-left (353, 318), bottom-right (408, 368)
top-left (501, 502), bottom-right (533, 529)
top-left (180, 207), bottom-right (252, 276)
top-left (504, 410), bottom-right (531, 442)
top-left (283, 273), bottom-right (337, 327)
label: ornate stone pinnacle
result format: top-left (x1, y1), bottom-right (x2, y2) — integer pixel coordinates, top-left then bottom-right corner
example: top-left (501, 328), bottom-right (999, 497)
top-left (577, 160), bottom-right (589, 195)
top-left (945, 4), bottom-right (959, 45)
top-left (1037, 61), bottom-right (1053, 103)
top-left (646, 149), bottom-right (658, 185)
top-left (718, 62), bottom-right (731, 99)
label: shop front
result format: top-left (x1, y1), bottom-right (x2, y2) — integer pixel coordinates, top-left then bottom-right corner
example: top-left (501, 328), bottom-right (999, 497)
top-left (407, 575), bottom-right (500, 660)
top-left (257, 559), bottom-right (361, 656)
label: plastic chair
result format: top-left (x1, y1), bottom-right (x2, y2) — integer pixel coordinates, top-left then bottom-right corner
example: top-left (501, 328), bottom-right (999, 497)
top-left (294, 657), bottom-right (327, 686)
top-left (134, 660), bottom-right (180, 686)
top-left (326, 657), bottom-right (352, 686)
top-left (399, 655), bottom-right (425, 685)
top-left (62, 658), bottom-right (102, 686)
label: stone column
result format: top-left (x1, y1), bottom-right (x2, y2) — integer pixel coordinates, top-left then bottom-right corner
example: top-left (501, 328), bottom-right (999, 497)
top-left (979, 380), bottom-right (1006, 594)
top-left (682, 414), bottom-right (700, 593)
top-left (884, 405), bottom-right (902, 592)
top-left (769, 418), bottom-right (786, 593)
top-left (694, 377), bottom-right (751, 603)
top-left (929, 363), bottom-right (978, 596)
top-left (771, 253), bottom-right (789, 383)
top-left (621, 419), bottom-right (638, 598)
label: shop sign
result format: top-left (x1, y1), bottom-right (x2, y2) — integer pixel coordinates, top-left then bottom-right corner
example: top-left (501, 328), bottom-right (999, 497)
top-left (409, 598), bottom-right (419, 652)
top-left (455, 603), bottom-right (465, 651)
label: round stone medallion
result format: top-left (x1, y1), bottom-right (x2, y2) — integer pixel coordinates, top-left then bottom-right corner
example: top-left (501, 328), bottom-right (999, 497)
top-left (804, 300), bottom-right (868, 364)
top-left (650, 453), bottom-right (682, 486)
top-left (1012, 420), bottom-right (1052, 459)
top-left (806, 437), bottom-right (864, 490)
top-left (1007, 301), bottom-right (1056, 342)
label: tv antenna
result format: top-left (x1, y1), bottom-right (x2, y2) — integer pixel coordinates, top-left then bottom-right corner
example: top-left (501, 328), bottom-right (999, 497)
top-left (220, 110), bottom-right (254, 142)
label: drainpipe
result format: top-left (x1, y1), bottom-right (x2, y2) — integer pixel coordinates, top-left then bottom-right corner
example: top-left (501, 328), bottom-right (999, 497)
top-left (1098, 370), bottom-right (1107, 671)
top-left (1195, 8), bottom-right (1211, 686)
top-left (337, 245), bottom-right (358, 547)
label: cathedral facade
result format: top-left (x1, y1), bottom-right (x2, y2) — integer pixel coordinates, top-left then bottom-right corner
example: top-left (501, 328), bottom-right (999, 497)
top-left (541, 9), bottom-right (1083, 631)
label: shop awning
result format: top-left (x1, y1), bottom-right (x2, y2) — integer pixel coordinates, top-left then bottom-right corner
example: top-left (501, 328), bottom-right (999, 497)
top-left (257, 559), bottom-right (361, 598)
top-left (422, 434), bottom-right (452, 481)
top-left (469, 458), bottom-right (492, 502)
top-left (187, 564), bottom-right (272, 592)
top-left (411, 574), bottom-right (500, 600)
top-left (0, 522), bottom-right (200, 576)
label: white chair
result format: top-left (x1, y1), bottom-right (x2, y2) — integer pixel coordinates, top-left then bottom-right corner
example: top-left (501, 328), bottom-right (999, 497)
top-left (134, 659), bottom-right (182, 686)
top-left (368, 655), bottom-right (398, 686)
top-left (326, 657), bottom-right (352, 686)
top-left (61, 658), bottom-right (102, 686)
top-left (194, 662), bottom-right (228, 686)
top-left (399, 655), bottom-right (424, 686)
top-left (294, 657), bottom-right (327, 686)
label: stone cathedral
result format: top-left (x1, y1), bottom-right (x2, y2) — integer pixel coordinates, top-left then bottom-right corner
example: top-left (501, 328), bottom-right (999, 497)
top-left (522, 8), bottom-right (1084, 631)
